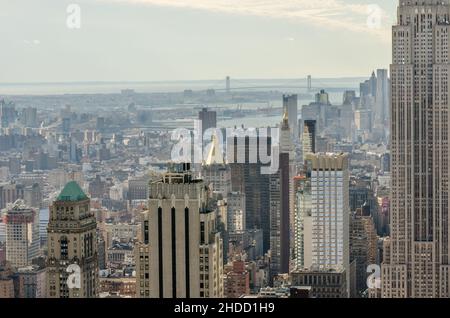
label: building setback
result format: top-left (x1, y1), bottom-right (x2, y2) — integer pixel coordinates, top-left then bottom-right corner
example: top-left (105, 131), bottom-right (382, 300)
top-left (382, 0), bottom-right (450, 298)
top-left (136, 163), bottom-right (223, 298)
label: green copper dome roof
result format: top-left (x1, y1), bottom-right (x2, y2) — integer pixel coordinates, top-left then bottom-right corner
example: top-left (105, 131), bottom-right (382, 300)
top-left (57, 181), bottom-right (88, 202)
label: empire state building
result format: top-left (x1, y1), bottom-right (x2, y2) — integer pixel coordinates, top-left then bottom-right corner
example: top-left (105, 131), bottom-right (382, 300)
top-left (382, 0), bottom-right (450, 297)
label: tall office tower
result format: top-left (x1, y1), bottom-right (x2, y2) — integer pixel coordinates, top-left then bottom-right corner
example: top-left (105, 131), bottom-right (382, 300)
top-left (293, 153), bottom-right (350, 297)
top-left (354, 109), bottom-right (373, 132)
top-left (343, 91), bottom-right (356, 105)
top-left (315, 89), bottom-right (330, 105)
top-left (62, 117), bottom-right (71, 134)
top-left (198, 108), bottom-right (217, 135)
top-left (359, 72), bottom-right (378, 109)
top-left (350, 208), bottom-right (378, 296)
top-left (382, 0), bottom-right (450, 298)
top-left (5, 201), bottom-right (40, 268)
top-left (302, 120), bottom-right (317, 158)
top-left (202, 164), bottom-right (231, 197)
top-left (294, 175), bottom-right (309, 270)
top-left (201, 135), bottom-right (231, 197)
top-left (24, 183), bottom-right (42, 209)
top-left (0, 100), bottom-right (17, 128)
top-left (360, 80), bottom-right (370, 99)
top-left (227, 191), bottom-right (246, 233)
top-left (0, 183), bottom-right (25, 209)
top-left (270, 112), bottom-right (294, 279)
top-left (307, 75), bottom-right (312, 92)
top-left (47, 181), bottom-right (99, 298)
top-left (19, 107), bottom-right (38, 128)
top-left (226, 76), bottom-right (231, 94)
top-left (199, 206), bottom-right (224, 298)
top-left (136, 164), bottom-right (223, 298)
top-left (375, 69), bottom-right (389, 134)
top-left (370, 71), bottom-right (377, 97)
top-left (283, 94), bottom-right (299, 139)
top-left (269, 151), bottom-right (290, 279)
top-left (281, 111), bottom-right (296, 254)
top-left (229, 136), bottom-right (272, 252)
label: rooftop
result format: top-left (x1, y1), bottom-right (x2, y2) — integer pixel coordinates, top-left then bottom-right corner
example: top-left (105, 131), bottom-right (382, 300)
top-left (56, 181), bottom-right (88, 202)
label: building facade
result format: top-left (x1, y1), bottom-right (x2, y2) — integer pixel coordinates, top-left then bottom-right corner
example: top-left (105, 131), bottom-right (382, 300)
top-left (5, 201), bottom-right (40, 268)
top-left (294, 153), bottom-right (350, 297)
top-left (382, 0), bottom-right (450, 298)
top-left (136, 163), bottom-right (223, 298)
top-left (283, 94), bottom-right (299, 139)
top-left (47, 181), bottom-right (99, 298)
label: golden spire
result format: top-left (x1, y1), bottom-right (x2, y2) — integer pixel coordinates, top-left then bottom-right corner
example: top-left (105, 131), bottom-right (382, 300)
top-left (283, 108), bottom-right (288, 122)
top-left (204, 132), bottom-right (224, 165)
top-left (282, 107), bottom-right (289, 129)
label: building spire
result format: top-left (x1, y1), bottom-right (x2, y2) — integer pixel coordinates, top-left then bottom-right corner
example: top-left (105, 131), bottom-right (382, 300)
top-left (282, 108), bottom-right (289, 129)
top-left (204, 132), bottom-right (224, 165)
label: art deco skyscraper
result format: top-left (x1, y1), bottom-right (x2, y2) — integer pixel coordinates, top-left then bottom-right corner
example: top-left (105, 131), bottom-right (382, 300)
top-left (47, 181), bottom-right (99, 298)
top-left (136, 163), bottom-right (223, 298)
top-left (382, 0), bottom-right (450, 298)
top-left (283, 94), bottom-right (299, 139)
top-left (269, 112), bottom-right (291, 279)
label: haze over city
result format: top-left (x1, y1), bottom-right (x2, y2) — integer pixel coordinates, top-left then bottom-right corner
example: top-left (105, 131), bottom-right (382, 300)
top-left (3, 0), bottom-right (450, 306)
top-left (1, 0), bottom-right (395, 83)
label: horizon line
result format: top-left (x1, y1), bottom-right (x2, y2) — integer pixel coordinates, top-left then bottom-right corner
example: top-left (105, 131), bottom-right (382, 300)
top-left (0, 76), bottom-right (374, 86)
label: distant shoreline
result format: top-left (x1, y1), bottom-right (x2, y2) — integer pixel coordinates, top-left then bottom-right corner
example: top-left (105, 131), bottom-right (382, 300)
top-left (0, 77), bottom-right (364, 96)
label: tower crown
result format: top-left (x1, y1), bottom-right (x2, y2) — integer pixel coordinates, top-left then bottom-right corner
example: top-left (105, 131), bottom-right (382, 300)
top-left (56, 181), bottom-right (88, 202)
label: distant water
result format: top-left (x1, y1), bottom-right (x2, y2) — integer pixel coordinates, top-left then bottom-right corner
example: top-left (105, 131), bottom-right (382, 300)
top-left (0, 78), bottom-right (363, 96)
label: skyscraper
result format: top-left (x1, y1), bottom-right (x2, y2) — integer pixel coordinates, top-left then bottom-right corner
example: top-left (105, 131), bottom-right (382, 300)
top-left (294, 175), bottom-right (309, 270)
top-left (269, 152), bottom-right (290, 279)
top-left (293, 153), bottom-right (350, 297)
top-left (47, 181), bottom-right (99, 298)
top-left (227, 191), bottom-right (246, 233)
top-left (198, 108), bottom-right (217, 136)
top-left (375, 69), bottom-right (389, 138)
top-left (382, 0), bottom-right (450, 298)
top-left (302, 120), bottom-right (317, 157)
top-left (20, 107), bottom-right (38, 128)
top-left (5, 200), bottom-right (40, 268)
top-left (201, 134), bottom-right (231, 197)
top-left (229, 135), bottom-right (272, 252)
top-left (0, 100), bottom-right (17, 128)
top-left (350, 208), bottom-right (378, 296)
top-left (282, 94), bottom-right (298, 139)
top-left (270, 111), bottom-right (294, 279)
top-left (136, 163), bottom-right (223, 298)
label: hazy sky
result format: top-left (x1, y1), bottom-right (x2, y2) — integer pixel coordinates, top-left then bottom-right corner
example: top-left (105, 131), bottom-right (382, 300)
top-left (0, 0), bottom-right (396, 83)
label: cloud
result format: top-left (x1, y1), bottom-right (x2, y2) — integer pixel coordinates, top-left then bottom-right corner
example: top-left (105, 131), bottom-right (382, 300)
top-left (100, 0), bottom-right (392, 41)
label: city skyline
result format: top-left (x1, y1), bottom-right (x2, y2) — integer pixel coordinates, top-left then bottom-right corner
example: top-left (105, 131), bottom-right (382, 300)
top-left (4, 0), bottom-right (450, 303)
